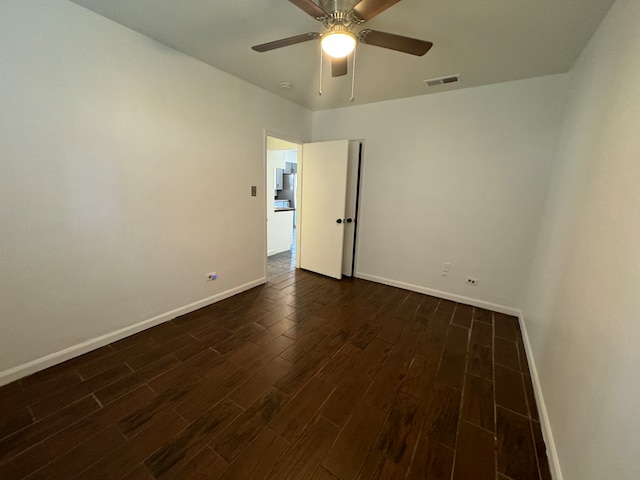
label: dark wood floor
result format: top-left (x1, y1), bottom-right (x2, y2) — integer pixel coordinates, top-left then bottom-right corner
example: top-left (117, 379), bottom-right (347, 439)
top-left (0, 270), bottom-right (551, 480)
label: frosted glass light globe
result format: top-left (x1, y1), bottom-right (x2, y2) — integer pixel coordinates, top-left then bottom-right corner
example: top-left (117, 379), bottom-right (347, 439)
top-left (321, 32), bottom-right (356, 58)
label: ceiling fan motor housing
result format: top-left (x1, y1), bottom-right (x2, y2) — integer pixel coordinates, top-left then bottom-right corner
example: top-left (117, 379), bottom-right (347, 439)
top-left (319, 0), bottom-right (361, 15)
top-left (320, 0), bottom-right (363, 28)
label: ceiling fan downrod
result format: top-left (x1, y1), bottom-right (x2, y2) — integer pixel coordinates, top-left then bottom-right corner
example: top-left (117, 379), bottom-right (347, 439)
top-left (319, 0), bottom-right (363, 25)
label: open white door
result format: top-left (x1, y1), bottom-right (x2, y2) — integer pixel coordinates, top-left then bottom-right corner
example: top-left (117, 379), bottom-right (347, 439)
top-left (299, 140), bottom-right (349, 279)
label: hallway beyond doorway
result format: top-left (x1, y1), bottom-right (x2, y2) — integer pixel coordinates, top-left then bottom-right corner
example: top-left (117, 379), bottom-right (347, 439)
top-left (267, 228), bottom-right (296, 280)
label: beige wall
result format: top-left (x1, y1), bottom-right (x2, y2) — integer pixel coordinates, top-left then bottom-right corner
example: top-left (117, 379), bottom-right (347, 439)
top-left (523, 0), bottom-right (640, 478)
top-left (312, 75), bottom-right (567, 311)
top-left (3, 2), bottom-right (639, 477)
top-left (0, 0), bottom-right (311, 381)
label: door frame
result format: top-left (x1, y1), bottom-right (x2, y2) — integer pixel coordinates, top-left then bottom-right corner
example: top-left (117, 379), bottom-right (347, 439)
top-left (354, 140), bottom-right (366, 278)
top-left (346, 140), bottom-right (365, 277)
top-left (263, 131), bottom-right (304, 280)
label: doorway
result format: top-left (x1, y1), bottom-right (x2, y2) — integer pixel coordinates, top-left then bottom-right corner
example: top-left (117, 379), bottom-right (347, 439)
top-left (265, 135), bottom-right (301, 281)
top-left (264, 135), bottom-right (364, 282)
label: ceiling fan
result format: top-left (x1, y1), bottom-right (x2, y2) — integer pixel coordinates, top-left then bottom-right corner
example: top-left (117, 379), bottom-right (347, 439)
top-left (251, 0), bottom-right (433, 79)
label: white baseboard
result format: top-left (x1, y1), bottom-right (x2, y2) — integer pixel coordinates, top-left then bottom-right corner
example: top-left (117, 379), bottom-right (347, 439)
top-left (354, 272), bottom-right (520, 316)
top-left (0, 277), bottom-right (266, 387)
top-left (517, 311), bottom-right (563, 480)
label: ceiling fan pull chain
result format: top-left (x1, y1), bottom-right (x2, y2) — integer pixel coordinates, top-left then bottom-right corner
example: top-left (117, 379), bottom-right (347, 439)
top-left (318, 47), bottom-right (323, 96)
top-left (350, 45), bottom-right (357, 102)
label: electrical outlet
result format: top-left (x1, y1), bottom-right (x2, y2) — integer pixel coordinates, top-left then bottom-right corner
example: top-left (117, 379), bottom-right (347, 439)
top-left (465, 277), bottom-right (478, 286)
top-left (442, 262), bottom-right (451, 276)
top-left (206, 272), bottom-right (217, 281)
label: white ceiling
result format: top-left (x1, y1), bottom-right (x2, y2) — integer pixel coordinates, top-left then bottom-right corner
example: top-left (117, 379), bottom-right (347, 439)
top-left (70, 0), bottom-right (614, 111)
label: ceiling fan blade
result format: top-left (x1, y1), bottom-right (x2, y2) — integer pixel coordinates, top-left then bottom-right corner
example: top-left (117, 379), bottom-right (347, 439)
top-left (359, 29), bottom-right (433, 56)
top-left (289, 0), bottom-right (328, 19)
top-left (252, 32), bottom-right (320, 52)
top-left (352, 0), bottom-right (401, 21)
top-left (332, 57), bottom-right (348, 77)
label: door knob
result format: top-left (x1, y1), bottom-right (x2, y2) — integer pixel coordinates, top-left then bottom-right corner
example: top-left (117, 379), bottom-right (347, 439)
top-left (346, 218), bottom-right (353, 223)
top-left (336, 219), bottom-right (343, 224)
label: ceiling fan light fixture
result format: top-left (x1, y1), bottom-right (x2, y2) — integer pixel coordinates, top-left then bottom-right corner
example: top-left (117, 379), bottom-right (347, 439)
top-left (321, 31), bottom-right (356, 58)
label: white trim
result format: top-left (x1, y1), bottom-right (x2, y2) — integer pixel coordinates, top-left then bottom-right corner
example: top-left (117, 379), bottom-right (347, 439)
top-left (354, 272), bottom-right (520, 316)
top-left (0, 278), bottom-right (266, 387)
top-left (517, 311), bottom-right (563, 480)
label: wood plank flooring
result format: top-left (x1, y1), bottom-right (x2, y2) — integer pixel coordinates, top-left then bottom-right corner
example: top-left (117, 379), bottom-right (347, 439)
top-left (0, 270), bottom-right (552, 480)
